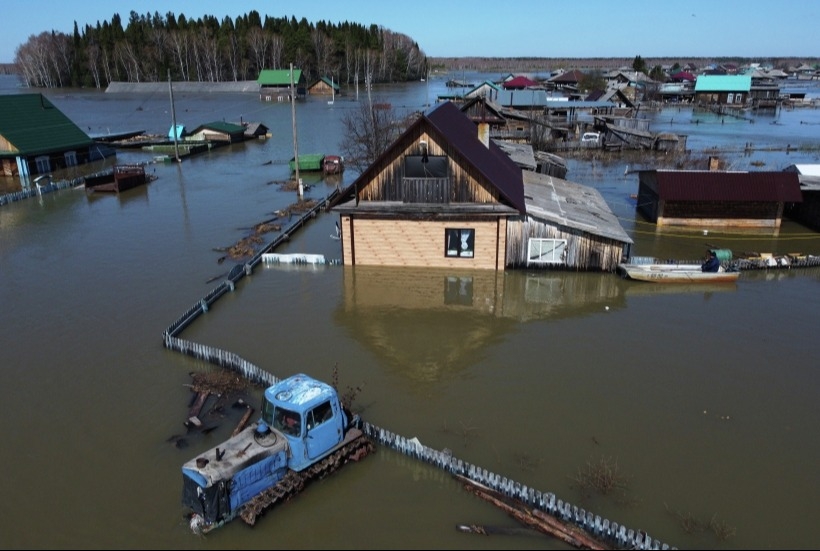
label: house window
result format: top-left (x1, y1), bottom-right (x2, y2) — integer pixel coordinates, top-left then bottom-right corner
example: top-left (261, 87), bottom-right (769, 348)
top-left (445, 228), bottom-right (474, 258)
top-left (35, 156), bottom-right (50, 174)
top-left (528, 238), bottom-right (567, 265)
top-left (405, 155), bottom-right (447, 178)
top-left (64, 151), bottom-right (77, 167)
top-left (727, 93), bottom-right (734, 104)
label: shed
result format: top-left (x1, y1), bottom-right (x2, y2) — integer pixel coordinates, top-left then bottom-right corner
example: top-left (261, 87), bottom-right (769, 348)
top-left (308, 76), bottom-right (340, 96)
top-left (636, 169), bottom-right (802, 228)
top-left (505, 172), bottom-right (633, 272)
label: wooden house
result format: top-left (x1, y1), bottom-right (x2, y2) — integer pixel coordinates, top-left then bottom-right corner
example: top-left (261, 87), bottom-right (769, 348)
top-left (308, 76), bottom-right (340, 96)
top-left (257, 69), bottom-right (306, 101)
top-left (0, 93), bottom-right (99, 182)
top-left (546, 70), bottom-right (585, 92)
top-left (327, 100), bottom-right (526, 271)
top-left (694, 75), bottom-right (751, 106)
top-left (188, 121), bottom-right (247, 143)
top-left (327, 100), bottom-right (631, 272)
top-left (463, 81), bottom-right (501, 101)
top-left (636, 169), bottom-right (803, 229)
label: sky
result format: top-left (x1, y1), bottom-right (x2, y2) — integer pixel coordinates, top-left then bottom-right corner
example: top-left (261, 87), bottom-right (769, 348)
top-left (2, 0), bottom-right (818, 63)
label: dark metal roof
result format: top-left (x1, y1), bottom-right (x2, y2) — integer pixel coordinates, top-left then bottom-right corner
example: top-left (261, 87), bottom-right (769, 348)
top-left (645, 170), bottom-right (803, 202)
top-left (328, 101), bottom-right (525, 214)
top-left (425, 101), bottom-right (525, 213)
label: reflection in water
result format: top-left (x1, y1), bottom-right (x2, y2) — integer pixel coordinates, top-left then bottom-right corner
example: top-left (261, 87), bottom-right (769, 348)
top-left (334, 266), bottom-right (630, 381)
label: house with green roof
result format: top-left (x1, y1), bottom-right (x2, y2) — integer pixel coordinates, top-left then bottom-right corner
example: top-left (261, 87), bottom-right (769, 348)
top-left (257, 68), bottom-right (306, 101)
top-left (308, 76), bottom-right (340, 97)
top-left (0, 93), bottom-right (101, 183)
top-left (187, 121), bottom-right (248, 143)
top-left (694, 75), bottom-right (752, 106)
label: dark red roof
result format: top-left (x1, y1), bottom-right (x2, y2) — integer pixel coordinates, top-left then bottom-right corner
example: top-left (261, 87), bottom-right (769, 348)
top-left (648, 170), bottom-right (802, 202)
top-left (550, 70), bottom-right (585, 84)
top-left (671, 71), bottom-right (695, 81)
top-left (502, 76), bottom-right (540, 89)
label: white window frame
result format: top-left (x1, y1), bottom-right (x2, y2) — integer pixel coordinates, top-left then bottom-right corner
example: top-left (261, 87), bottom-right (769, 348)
top-left (527, 238), bottom-right (567, 265)
top-left (445, 228), bottom-right (474, 258)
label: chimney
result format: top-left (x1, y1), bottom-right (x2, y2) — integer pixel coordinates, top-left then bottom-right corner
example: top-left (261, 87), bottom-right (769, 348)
top-left (478, 121), bottom-right (490, 148)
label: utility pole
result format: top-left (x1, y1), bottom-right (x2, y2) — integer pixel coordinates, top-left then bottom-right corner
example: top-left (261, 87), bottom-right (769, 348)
top-left (168, 70), bottom-right (181, 163)
top-left (290, 63), bottom-right (302, 199)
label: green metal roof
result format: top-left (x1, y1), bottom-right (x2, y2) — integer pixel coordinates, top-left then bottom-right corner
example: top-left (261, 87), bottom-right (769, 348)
top-left (192, 121), bottom-right (246, 134)
top-left (0, 93), bottom-right (93, 157)
top-left (257, 69), bottom-right (303, 86)
top-left (694, 75), bottom-right (752, 92)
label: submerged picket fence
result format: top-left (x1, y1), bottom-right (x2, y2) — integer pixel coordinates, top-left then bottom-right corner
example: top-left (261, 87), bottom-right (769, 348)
top-left (161, 193), bottom-right (675, 550)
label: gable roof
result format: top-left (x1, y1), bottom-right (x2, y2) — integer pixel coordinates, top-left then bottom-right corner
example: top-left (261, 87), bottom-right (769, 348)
top-left (644, 170), bottom-right (802, 202)
top-left (549, 70), bottom-right (585, 84)
top-left (189, 121), bottom-right (246, 135)
top-left (503, 76), bottom-right (541, 89)
top-left (695, 75), bottom-right (752, 92)
top-left (310, 76), bottom-right (340, 91)
top-left (0, 93), bottom-right (93, 156)
top-left (670, 71), bottom-right (696, 82)
top-left (257, 69), bottom-right (303, 86)
top-left (329, 101), bottom-right (525, 214)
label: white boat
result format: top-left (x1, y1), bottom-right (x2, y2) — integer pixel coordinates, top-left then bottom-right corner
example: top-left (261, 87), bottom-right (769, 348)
top-left (617, 263), bottom-right (740, 283)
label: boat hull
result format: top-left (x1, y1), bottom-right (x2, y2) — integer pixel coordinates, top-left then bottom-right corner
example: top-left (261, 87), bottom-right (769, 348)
top-left (618, 263), bottom-right (740, 283)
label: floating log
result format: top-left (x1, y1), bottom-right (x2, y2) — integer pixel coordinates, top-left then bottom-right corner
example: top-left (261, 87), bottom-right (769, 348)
top-left (188, 391), bottom-right (210, 418)
top-left (455, 474), bottom-right (610, 550)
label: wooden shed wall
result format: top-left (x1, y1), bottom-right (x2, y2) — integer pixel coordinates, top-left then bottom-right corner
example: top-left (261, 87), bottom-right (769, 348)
top-left (506, 218), bottom-right (626, 272)
top-left (310, 81), bottom-right (333, 95)
top-left (658, 200), bottom-right (783, 228)
top-left (340, 216), bottom-right (507, 270)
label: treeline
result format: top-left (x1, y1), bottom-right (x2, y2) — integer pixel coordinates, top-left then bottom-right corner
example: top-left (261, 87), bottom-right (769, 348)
top-left (431, 56), bottom-right (818, 74)
top-left (13, 10), bottom-right (428, 88)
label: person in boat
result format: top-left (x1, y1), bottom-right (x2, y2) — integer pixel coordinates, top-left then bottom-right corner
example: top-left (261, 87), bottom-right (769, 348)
top-left (701, 250), bottom-right (721, 273)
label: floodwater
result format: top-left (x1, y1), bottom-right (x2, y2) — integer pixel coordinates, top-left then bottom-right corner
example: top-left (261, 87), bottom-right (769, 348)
top-left (1, 72), bottom-right (819, 550)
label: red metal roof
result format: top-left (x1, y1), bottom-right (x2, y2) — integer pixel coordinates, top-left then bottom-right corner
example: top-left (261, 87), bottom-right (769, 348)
top-left (502, 76), bottom-right (540, 89)
top-left (650, 170), bottom-right (803, 202)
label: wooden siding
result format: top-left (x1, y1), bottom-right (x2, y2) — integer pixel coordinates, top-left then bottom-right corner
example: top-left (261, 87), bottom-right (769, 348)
top-left (356, 130), bottom-right (501, 205)
top-left (340, 216), bottom-right (506, 270)
top-left (506, 218), bottom-right (625, 272)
